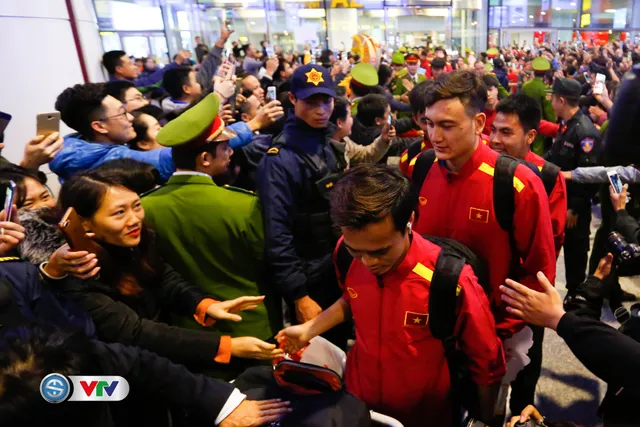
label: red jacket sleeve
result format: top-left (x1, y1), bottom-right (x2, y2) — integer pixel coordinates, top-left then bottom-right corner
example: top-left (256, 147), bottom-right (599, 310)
top-left (399, 148), bottom-right (411, 177)
top-left (538, 120), bottom-right (559, 138)
top-left (496, 165), bottom-right (557, 337)
top-left (455, 265), bottom-right (506, 385)
top-left (549, 172), bottom-right (568, 258)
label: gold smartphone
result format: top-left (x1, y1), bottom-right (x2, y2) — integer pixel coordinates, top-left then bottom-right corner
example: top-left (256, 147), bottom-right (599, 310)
top-left (36, 112), bottom-right (61, 137)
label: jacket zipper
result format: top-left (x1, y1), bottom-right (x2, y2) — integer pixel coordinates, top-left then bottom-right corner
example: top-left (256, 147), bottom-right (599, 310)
top-left (376, 276), bottom-right (384, 407)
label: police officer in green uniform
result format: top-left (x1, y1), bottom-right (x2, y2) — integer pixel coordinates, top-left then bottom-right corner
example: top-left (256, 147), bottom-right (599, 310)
top-left (522, 57), bottom-right (556, 155)
top-left (141, 93), bottom-right (279, 378)
top-left (349, 62), bottom-right (379, 116)
top-left (394, 53), bottom-right (426, 118)
top-left (545, 78), bottom-right (601, 295)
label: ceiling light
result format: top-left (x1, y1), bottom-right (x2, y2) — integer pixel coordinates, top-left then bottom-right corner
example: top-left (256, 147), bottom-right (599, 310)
top-left (541, 11), bottom-right (546, 15)
top-left (520, 18), bottom-right (524, 21)
top-left (555, 7), bottom-right (561, 11)
top-left (605, 8), bottom-right (616, 13)
top-left (250, 21), bottom-right (255, 25)
top-left (570, 1), bottom-right (576, 5)
top-left (529, 15), bottom-right (534, 18)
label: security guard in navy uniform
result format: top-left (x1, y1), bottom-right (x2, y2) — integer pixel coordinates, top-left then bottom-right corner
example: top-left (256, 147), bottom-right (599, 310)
top-left (257, 64), bottom-right (350, 348)
top-left (545, 78), bottom-right (601, 293)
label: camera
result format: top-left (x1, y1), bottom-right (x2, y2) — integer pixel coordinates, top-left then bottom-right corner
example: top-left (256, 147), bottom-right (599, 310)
top-left (514, 420), bottom-right (546, 427)
top-left (607, 232), bottom-right (640, 276)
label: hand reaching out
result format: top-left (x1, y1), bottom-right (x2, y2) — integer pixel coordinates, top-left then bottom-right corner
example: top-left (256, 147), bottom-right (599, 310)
top-left (501, 272), bottom-right (566, 330)
top-left (206, 295), bottom-right (265, 322)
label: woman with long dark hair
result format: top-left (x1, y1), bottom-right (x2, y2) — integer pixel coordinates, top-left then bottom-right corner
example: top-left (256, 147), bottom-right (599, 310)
top-left (41, 167), bottom-right (282, 370)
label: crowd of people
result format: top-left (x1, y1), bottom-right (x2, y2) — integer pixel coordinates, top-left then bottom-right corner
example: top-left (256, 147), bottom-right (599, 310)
top-left (0, 25), bottom-right (640, 427)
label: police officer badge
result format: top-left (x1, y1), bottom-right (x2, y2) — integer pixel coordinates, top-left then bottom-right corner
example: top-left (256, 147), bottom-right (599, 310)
top-left (305, 68), bottom-right (324, 86)
top-left (580, 137), bottom-right (594, 153)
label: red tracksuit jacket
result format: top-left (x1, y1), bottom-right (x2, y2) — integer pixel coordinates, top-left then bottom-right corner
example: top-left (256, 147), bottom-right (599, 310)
top-left (413, 141), bottom-right (556, 339)
top-left (525, 151), bottom-right (567, 258)
top-left (336, 234), bottom-right (506, 427)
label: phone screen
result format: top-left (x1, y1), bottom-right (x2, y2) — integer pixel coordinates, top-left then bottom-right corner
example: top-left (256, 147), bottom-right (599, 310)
top-left (594, 73), bottom-right (606, 95)
top-left (267, 86), bottom-right (277, 102)
top-left (387, 114), bottom-right (392, 126)
top-left (608, 172), bottom-right (624, 194)
top-left (2, 181), bottom-right (16, 221)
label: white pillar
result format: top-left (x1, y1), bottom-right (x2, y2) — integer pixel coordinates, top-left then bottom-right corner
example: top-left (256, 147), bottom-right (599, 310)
top-left (327, 8), bottom-right (358, 51)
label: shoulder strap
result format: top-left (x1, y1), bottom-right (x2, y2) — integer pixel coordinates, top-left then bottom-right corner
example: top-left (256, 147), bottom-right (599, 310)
top-left (411, 149), bottom-right (437, 192)
top-left (335, 239), bottom-right (354, 285)
top-left (429, 250), bottom-right (466, 342)
top-left (272, 142), bottom-right (327, 178)
top-left (407, 139), bottom-right (424, 161)
top-left (540, 161), bottom-right (560, 197)
top-left (493, 154), bottom-right (520, 233)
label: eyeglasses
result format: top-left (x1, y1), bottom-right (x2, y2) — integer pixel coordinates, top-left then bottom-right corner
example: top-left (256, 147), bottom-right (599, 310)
top-left (124, 94), bottom-right (145, 104)
top-left (100, 111), bottom-right (131, 122)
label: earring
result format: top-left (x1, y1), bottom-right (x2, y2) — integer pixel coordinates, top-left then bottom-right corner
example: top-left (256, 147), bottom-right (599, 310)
top-left (407, 222), bottom-right (413, 234)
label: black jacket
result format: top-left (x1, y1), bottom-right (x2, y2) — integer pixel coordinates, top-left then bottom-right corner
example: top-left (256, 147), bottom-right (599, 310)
top-left (604, 65), bottom-right (640, 166)
top-left (95, 340), bottom-right (234, 427)
top-left (614, 209), bottom-right (640, 244)
top-left (545, 109), bottom-right (601, 212)
top-left (55, 261), bottom-right (223, 368)
top-left (560, 276), bottom-right (640, 426)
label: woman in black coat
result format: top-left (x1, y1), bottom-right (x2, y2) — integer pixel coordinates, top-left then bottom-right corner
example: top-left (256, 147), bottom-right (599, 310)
top-left (42, 168), bottom-right (282, 370)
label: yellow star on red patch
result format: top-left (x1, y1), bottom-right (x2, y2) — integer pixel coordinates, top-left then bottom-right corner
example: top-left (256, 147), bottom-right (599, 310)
top-left (305, 68), bottom-right (324, 86)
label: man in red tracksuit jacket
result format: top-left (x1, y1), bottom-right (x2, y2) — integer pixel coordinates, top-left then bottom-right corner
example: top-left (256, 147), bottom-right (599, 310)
top-left (277, 165), bottom-right (506, 427)
top-left (488, 93), bottom-right (567, 415)
top-left (412, 71), bottom-right (557, 341)
top-left (490, 93), bottom-right (567, 257)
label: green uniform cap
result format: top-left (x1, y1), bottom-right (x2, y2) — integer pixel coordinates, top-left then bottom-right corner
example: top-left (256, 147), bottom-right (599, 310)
top-left (351, 62), bottom-right (379, 87)
top-left (532, 57), bottom-right (551, 72)
top-left (392, 51), bottom-right (405, 65)
top-left (156, 93), bottom-right (236, 148)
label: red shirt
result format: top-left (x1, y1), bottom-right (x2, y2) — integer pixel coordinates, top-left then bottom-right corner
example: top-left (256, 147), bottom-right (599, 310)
top-left (336, 234), bottom-right (505, 427)
top-left (524, 151), bottom-right (568, 258)
top-left (483, 109), bottom-right (497, 137)
top-left (413, 141), bottom-right (556, 339)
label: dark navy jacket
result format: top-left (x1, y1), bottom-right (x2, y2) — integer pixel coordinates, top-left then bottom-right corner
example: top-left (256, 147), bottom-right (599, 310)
top-left (0, 261), bottom-right (95, 337)
top-left (257, 115), bottom-right (341, 306)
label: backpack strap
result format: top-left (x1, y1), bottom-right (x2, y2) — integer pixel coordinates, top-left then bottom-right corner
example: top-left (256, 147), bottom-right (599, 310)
top-left (335, 239), bottom-right (355, 285)
top-left (493, 154), bottom-right (520, 233)
top-left (407, 139), bottom-right (424, 162)
top-left (411, 149), bottom-right (438, 191)
top-left (540, 161), bottom-right (560, 197)
top-left (493, 154), bottom-right (522, 276)
top-left (428, 249), bottom-right (466, 423)
top-left (271, 142), bottom-right (328, 179)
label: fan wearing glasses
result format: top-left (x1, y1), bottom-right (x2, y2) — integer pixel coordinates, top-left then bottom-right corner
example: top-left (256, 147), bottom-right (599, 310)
top-left (105, 80), bottom-right (149, 113)
top-left (50, 82), bottom-right (175, 182)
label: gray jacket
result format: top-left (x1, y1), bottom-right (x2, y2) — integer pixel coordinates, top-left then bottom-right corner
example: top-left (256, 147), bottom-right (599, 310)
top-left (571, 165), bottom-right (640, 184)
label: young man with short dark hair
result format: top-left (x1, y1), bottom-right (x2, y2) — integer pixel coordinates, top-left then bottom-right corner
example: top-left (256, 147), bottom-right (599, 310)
top-left (51, 83), bottom-right (174, 181)
top-left (102, 49), bottom-right (189, 88)
top-left (412, 71), bottom-right (556, 340)
top-left (490, 93), bottom-right (568, 413)
top-left (277, 164), bottom-right (505, 427)
top-left (161, 66), bottom-right (203, 115)
top-left (104, 80), bottom-right (148, 112)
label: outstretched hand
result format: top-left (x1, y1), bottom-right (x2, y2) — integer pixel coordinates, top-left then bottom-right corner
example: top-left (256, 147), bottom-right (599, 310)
top-left (206, 295), bottom-right (265, 322)
top-left (500, 272), bottom-right (566, 331)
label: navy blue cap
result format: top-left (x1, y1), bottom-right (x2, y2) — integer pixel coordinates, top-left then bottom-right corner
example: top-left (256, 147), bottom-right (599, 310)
top-left (290, 64), bottom-right (336, 100)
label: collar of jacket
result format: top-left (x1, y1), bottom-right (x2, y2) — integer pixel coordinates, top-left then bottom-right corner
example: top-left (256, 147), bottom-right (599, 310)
top-left (283, 115), bottom-right (337, 152)
top-left (167, 173), bottom-right (215, 186)
top-left (438, 136), bottom-right (489, 181)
